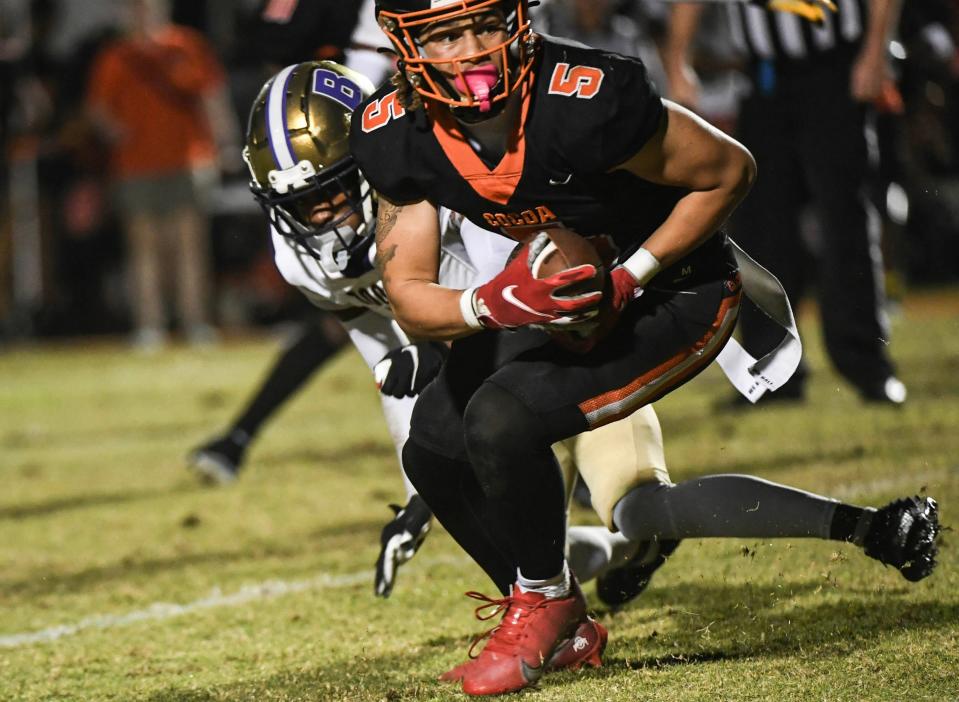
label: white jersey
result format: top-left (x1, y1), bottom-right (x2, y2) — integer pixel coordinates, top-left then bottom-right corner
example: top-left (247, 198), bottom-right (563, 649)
top-left (272, 208), bottom-right (512, 494)
top-left (272, 207), bottom-right (483, 318)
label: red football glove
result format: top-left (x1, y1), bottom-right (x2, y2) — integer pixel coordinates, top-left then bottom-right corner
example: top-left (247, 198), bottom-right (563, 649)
top-left (549, 265), bottom-right (645, 354)
top-left (608, 265), bottom-right (644, 312)
top-left (465, 232), bottom-right (603, 330)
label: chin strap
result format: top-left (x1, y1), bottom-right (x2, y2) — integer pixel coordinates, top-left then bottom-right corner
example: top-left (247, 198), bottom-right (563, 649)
top-left (316, 238), bottom-right (348, 279)
top-left (314, 224), bottom-right (366, 279)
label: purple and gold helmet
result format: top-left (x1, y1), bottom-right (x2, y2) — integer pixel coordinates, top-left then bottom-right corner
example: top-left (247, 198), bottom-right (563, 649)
top-left (244, 61), bottom-right (375, 266)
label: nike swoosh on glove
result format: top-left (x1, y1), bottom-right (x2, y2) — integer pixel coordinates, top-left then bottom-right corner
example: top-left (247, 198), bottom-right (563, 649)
top-left (469, 232), bottom-right (603, 330)
top-left (374, 341), bottom-right (449, 398)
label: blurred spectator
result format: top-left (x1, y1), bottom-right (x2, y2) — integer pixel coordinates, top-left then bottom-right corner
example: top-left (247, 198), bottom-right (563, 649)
top-left (236, 0), bottom-right (392, 86)
top-left (188, 0), bottom-right (384, 480)
top-left (1, 2), bottom-right (32, 331)
top-left (537, 0), bottom-right (668, 88)
top-left (896, 0), bottom-right (959, 282)
top-left (346, 0), bottom-right (394, 87)
top-left (245, 0), bottom-right (361, 71)
top-left (22, 1), bottom-right (129, 337)
top-left (85, 0), bottom-right (241, 350)
top-left (665, 0), bottom-right (908, 406)
top-left (1, 0), bottom-right (65, 336)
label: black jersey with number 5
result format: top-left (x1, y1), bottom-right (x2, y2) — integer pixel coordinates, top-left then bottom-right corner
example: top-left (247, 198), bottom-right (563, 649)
top-left (350, 35), bottom-right (687, 259)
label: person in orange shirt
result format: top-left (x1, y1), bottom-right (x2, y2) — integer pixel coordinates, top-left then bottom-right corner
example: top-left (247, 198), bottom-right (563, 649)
top-left (86, 0), bottom-right (240, 349)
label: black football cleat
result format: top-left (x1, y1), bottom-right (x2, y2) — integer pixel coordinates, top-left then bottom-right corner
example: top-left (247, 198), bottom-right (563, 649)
top-left (187, 431), bottom-right (248, 485)
top-left (596, 538), bottom-right (680, 607)
top-left (863, 496), bottom-right (939, 581)
top-left (858, 376), bottom-right (907, 406)
top-left (374, 494), bottom-right (432, 598)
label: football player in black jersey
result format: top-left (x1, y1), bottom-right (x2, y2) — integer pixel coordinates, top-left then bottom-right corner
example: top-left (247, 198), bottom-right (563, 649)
top-left (349, 2), bottom-right (939, 695)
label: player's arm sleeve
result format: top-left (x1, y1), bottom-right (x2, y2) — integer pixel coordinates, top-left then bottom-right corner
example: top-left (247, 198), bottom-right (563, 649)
top-left (341, 312), bottom-right (416, 472)
top-left (341, 312), bottom-right (408, 373)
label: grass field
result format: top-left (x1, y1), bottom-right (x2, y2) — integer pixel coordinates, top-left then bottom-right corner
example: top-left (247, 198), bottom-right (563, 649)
top-left (1, 288), bottom-right (957, 702)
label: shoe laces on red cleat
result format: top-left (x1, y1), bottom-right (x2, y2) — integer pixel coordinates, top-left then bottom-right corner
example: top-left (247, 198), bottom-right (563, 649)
top-left (440, 594), bottom-right (607, 683)
top-left (458, 584), bottom-right (588, 696)
top-left (437, 590), bottom-right (516, 684)
top-left (466, 589), bottom-right (546, 658)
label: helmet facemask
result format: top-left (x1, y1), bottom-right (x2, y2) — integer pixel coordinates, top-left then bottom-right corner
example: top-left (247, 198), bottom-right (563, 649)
top-left (244, 61), bottom-right (376, 275)
top-left (247, 153), bottom-right (374, 271)
top-left (378, 0), bottom-right (534, 120)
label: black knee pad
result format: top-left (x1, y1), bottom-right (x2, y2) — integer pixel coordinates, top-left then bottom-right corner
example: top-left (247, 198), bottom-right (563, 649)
top-left (402, 437), bottom-right (466, 492)
top-left (407, 330), bottom-right (540, 461)
top-left (464, 383), bottom-right (543, 460)
top-left (463, 383), bottom-right (548, 500)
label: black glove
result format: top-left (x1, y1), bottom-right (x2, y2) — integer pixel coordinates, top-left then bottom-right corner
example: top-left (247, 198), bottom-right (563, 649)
top-left (374, 342), bottom-right (448, 398)
top-left (374, 494), bottom-right (432, 598)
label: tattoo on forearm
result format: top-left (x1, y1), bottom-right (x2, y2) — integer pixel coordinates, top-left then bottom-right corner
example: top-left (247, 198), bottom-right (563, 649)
top-left (374, 244), bottom-right (398, 281)
top-left (377, 201), bottom-right (400, 242)
top-left (374, 201), bottom-right (402, 284)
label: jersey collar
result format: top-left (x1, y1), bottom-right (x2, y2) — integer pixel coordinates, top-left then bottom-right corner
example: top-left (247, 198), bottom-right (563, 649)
top-left (427, 71), bottom-right (534, 207)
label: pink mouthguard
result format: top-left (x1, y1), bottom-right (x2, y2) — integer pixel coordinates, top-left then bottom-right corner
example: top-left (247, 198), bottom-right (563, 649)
top-left (454, 65), bottom-right (499, 112)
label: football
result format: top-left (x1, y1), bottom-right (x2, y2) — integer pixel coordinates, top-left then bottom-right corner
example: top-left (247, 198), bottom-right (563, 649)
top-left (533, 226), bottom-right (601, 274)
top-left (507, 226), bottom-right (604, 296)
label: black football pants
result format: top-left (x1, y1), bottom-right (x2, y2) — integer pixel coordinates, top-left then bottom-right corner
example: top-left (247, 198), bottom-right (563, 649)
top-left (404, 237), bottom-right (741, 588)
top-left (732, 58), bottom-right (895, 392)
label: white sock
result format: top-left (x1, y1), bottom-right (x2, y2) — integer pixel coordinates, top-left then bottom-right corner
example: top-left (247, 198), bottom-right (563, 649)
top-left (567, 526), bottom-right (640, 583)
top-left (517, 561), bottom-right (571, 599)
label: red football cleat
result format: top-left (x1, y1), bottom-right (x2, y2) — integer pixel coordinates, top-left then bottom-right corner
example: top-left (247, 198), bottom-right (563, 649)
top-left (438, 617), bottom-right (607, 683)
top-left (459, 582), bottom-right (589, 696)
top-left (546, 617), bottom-right (607, 671)
top-left (438, 658), bottom-right (474, 683)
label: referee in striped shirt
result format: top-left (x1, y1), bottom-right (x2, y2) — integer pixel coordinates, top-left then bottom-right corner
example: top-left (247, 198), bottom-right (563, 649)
top-left (664, 0), bottom-right (907, 405)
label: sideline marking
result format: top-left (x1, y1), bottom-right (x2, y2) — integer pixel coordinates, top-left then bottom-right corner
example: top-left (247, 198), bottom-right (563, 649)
top-left (1, 557), bottom-right (467, 650)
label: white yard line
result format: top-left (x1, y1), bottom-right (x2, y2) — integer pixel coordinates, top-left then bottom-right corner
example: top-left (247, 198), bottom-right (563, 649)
top-left (1, 557), bottom-right (467, 650)
top-left (0, 572), bottom-right (366, 649)
top-left (3, 467), bottom-right (953, 651)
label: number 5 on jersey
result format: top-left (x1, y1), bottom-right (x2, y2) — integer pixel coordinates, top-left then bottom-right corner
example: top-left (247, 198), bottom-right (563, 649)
top-left (548, 63), bottom-right (605, 99)
top-left (361, 91), bottom-right (406, 133)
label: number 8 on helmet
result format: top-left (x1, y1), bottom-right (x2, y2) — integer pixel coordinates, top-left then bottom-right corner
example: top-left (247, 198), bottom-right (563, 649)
top-left (243, 61), bottom-right (376, 274)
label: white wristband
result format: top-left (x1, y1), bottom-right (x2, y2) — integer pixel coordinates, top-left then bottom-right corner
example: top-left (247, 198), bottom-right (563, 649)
top-left (622, 247), bottom-right (661, 287)
top-left (459, 288), bottom-right (484, 330)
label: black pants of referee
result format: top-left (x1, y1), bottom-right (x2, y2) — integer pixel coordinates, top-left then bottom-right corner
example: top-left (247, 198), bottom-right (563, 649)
top-left (731, 56), bottom-right (896, 397)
